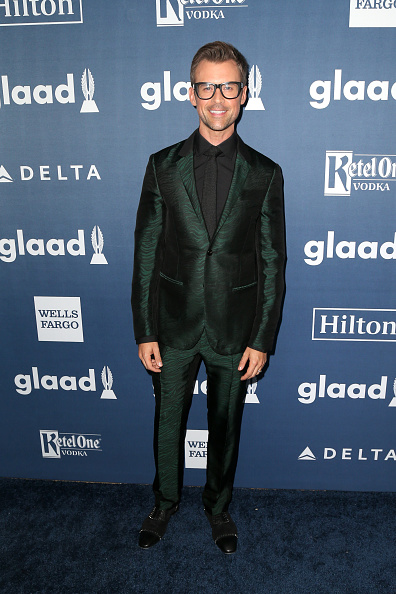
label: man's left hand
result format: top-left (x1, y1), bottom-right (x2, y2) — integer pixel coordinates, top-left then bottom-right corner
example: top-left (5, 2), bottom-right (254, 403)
top-left (238, 348), bottom-right (267, 381)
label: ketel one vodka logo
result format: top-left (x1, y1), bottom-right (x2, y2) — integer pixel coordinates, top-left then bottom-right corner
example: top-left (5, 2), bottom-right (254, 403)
top-left (245, 65), bottom-right (265, 111)
top-left (155, 0), bottom-right (247, 27)
top-left (39, 430), bottom-right (102, 459)
top-left (80, 68), bottom-right (98, 113)
top-left (0, 68), bottom-right (98, 112)
top-left (324, 151), bottom-right (396, 196)
top-left (90, 225), bottom-right (107, 264)
top-left (101, 366), bottom-right (117, 399)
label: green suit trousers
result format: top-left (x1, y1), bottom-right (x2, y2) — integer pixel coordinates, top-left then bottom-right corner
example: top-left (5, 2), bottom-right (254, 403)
top-left (152, 331), bottom-right (247, 515)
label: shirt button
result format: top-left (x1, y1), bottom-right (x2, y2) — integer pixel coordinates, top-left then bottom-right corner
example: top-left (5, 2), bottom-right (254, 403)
top-left (207, 249), bottom-right (213, 256)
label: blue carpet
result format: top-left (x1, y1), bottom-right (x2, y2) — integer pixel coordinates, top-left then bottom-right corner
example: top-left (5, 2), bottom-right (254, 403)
top-left (1, 478), bottom-right (396, 593)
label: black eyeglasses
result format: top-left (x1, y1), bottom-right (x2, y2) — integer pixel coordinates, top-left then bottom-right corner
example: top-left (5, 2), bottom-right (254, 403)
top-left (193, 82), bottom-right (244, 100)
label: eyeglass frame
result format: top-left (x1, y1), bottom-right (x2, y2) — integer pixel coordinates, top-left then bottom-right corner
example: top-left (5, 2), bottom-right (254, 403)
top-left (192, 81), bottom-right (245, 100)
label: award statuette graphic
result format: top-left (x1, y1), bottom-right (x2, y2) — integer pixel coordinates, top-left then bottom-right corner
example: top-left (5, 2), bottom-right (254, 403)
top-left (245, 65), bottom-right (265, 111)
top-left (80, 68), bottom-right (99, 113)
top-left (389, 379), bottom-right (396, 407)
top-left (90, 226), bottom-right (108, 264)
top-left (245, 377), bottom-right (260, 404)
top-left (100, 366), bottom-right (117, 399)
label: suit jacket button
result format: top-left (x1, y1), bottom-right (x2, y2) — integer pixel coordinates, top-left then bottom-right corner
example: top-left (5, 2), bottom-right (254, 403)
top-left (207, 249), bottom-right (213, 256)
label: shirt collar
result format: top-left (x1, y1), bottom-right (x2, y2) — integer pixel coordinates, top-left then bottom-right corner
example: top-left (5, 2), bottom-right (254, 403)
top-left (194, 129), bottom-right (237, 161)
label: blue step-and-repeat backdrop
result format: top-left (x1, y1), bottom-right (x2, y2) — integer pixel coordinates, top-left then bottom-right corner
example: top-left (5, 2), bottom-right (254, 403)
top-left (1, 0), bottom-right (396, 491)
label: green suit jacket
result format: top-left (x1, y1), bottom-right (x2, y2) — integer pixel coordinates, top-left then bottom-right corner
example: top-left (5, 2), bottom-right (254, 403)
top-left (132, 131), bottom-right (285, 355)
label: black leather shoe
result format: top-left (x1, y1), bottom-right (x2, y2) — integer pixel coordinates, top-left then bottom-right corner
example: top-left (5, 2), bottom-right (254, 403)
top-left (138, 505), bottom-right (178, 549)
top-left (205, 510), bottom-right (238, 554)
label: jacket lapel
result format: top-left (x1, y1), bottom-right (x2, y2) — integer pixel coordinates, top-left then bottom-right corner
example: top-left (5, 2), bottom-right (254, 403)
top-left (211, 151), bottom-right (251, 243)
top-left (175, 132), bottom-right (207, 229)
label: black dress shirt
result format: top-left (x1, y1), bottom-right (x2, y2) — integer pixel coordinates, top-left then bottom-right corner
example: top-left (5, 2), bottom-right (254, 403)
top-left (194, 130), bottom-right (237, 226)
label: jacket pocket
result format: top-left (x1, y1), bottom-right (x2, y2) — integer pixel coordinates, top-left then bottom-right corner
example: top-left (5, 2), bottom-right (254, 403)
top-left (232, 280), bottom-right (257, 292)
top-left (159, 271), bottom-right (183, 286)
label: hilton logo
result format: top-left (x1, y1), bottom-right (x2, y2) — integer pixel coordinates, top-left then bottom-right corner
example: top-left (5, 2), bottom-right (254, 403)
top-left (0, 0), bottom-right (83, 26)
top-left (312, 308), bottom-right (396, 342)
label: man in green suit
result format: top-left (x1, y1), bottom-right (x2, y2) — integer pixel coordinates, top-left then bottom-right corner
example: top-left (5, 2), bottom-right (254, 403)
top-left (132, 41), bottom-right (285, 554)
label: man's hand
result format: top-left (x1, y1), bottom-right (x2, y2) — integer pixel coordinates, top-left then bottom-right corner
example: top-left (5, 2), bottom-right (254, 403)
top-left (138, 342), bottom-right (163, 373)
top-left (238, 347), bottom-right (267, 381)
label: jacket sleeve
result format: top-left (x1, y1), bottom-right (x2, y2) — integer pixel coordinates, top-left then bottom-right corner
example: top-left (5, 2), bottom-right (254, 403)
top-left (248, 164), bottom-right (286, 353)
top-left (131, 155), bottom-right (164, 343)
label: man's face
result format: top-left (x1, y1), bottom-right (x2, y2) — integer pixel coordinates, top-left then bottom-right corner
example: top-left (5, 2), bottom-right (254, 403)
top-left (188, 59), bottom-right (247, 139)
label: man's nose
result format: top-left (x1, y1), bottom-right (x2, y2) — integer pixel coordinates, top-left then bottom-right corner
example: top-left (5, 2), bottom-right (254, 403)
top-left (213, 86), bottom-right (223, 100)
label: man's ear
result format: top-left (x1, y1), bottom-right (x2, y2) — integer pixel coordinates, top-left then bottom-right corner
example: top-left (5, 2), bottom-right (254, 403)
top-left (189, 86), bottom-right (197, 108)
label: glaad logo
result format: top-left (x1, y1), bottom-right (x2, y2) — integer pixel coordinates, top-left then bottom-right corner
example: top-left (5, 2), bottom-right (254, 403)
top-left (309, 69), bottom-right (396, 109)
top-left (141, 71), bottom-right (190, 110)
top-left (298, 447), bottom-right (316, 461)
top-left (324, 151), bottom-right (396, 196)
top-left (245, 65), bottom-right (265, 111)
top-left (298, 375), bottom-right (396, 407)
top-left (192, 376), bottom-right (260, 403)
top-left (185, 429), bottom-right (208, 468)
top-left (0, 0), bottom-right (83, 26)
top-left (0, 69), bottom-right (98, 112)
top-left (312, 308), bottom-right (396, 342)
top-left (304, 231), bottom-right (396, 266)
top-left (14, 365), bottom-right (117, 399)
top-left (0, 163), bottom-right (100, 182)
top-left (34, 296), bottom-right (83, 342)
top-left (40, 430), bottom-right (102, 459)
top-left (299, 446), bottom-right (396, 462)
top-left (350, 0), bottom-right (396, 28)
top-left (0, 228), bottom-right (107, 264)
top-left (155, 0), bottom-right (247, 27)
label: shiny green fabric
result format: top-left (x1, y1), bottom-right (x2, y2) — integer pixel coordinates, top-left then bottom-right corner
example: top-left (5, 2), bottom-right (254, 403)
top-left (152, 331), bottom-right (246, 514)
top-left (132, 132), bottom-right (286, 355)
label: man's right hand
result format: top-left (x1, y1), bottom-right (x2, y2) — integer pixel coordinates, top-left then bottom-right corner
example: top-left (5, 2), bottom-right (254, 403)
top-left (138, 342), bottom-right (163, 373)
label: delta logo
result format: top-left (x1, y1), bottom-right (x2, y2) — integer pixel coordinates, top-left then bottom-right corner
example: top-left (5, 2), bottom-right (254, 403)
top-left (298, 446), bottom-right (396, 462)
top-left (0, 163), bottom-right (100, 183)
